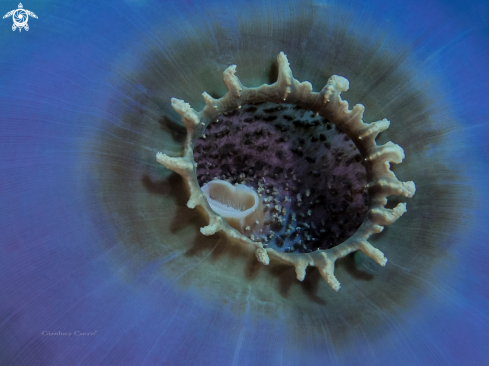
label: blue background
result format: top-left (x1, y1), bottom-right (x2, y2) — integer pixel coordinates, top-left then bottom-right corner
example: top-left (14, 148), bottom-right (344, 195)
top-left (0, 0), bottom-right (488, 365)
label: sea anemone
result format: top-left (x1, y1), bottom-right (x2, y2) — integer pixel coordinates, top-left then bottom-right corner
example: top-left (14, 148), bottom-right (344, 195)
top-left (1, 0), bottom-right (488, 365)
top-left (156, 52), bottom-right (416, 290)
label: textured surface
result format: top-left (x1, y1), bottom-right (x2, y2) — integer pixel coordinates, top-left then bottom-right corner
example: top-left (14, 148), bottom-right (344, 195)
top-left (1, 0), bottom-right (488, 365)
top-left (194, 102), bottom-right (370, 253)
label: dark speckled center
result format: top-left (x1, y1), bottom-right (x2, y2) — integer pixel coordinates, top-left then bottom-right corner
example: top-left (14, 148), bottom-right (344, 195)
top-left (194, 102), bottom-right (369, 253)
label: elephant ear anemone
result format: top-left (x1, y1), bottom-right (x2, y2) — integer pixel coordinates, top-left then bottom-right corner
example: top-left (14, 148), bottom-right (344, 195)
top-left (156, 52), bottom-right (416, 291)
top-left (0, 0), bottom-right (488, 365)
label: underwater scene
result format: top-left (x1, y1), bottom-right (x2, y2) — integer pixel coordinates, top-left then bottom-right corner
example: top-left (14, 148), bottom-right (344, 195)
top-left (1, 0), bottom-right (488, 365)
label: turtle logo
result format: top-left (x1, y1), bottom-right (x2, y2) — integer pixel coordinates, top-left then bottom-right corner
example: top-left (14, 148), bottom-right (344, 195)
top-left (3, 3), bottom-right (37, 32)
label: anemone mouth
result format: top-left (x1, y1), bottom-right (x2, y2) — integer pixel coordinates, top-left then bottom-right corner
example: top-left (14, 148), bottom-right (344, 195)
top-left (202, 180), bottom-right (259, 214)
top-left (201, 180), bottom-right (266, 236)
top-left (156, 51), bottom-right (416, 291)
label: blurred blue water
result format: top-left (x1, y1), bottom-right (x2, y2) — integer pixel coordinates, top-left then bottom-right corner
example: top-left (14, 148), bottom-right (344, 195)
top-left (0, 0), bottom-right (488, 365)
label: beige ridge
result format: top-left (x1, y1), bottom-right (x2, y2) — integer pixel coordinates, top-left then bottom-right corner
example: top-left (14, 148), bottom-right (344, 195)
top-left (156, 52), bottom-right (416, 291)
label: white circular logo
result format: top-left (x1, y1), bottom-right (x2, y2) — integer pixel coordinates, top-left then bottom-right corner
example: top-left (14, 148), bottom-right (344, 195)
top-left (13, 9), bottom-right (28, 28)
top-left (2, 3), bottom-right (38, 32)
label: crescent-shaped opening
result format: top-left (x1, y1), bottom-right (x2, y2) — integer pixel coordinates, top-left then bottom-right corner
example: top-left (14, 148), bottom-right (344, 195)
top-left (202, 180), bottom-right (259, 218)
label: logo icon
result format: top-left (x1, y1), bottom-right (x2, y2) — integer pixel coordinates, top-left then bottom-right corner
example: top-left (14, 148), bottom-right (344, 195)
top-left (3, 3), bottom-right (37, 32)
